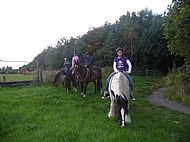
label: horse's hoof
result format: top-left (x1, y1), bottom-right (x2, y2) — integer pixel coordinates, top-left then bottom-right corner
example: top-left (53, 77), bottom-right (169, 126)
top-left (108, 112), bottom-right (111, 118)
top-left (121, 125), bottom-right (125, 127)
top-left (83, 94), bottom-right (86, 97)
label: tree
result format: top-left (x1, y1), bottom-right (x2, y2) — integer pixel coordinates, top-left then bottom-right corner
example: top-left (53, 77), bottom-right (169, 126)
top-left (164, 0), bottom-right (190, 67)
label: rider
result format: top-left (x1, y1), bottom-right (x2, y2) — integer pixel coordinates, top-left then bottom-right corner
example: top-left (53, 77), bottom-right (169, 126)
top-left (84, 51), bottom-right (93, 79)
top-left (84, 51), bottom-right (93, 69)
top-left (71, 50), bottom-right (79, 70)
top-left (102, 47), bottom-right (135, 100)
top-left (63, 57), bottom-right (71, 75)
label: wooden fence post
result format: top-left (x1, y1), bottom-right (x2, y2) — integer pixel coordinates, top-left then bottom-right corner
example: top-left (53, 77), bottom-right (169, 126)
top-left (146, 68), bottom-right (149, 77)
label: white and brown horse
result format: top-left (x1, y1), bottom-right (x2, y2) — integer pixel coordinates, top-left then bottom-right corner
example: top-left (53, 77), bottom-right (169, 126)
top-left (108, 72), bottom-right (131, 127)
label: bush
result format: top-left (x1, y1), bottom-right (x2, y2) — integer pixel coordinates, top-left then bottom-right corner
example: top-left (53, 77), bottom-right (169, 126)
top-left (163, 67), bottom-right (190, 106)
top-left (101, 66), bottom-right (113, 79)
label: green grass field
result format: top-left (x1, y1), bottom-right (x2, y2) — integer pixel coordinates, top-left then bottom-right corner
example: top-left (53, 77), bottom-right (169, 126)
top-left (0, 76), bottom-right (190, 142)
top-left (0, 74), bottom-right (33, 82)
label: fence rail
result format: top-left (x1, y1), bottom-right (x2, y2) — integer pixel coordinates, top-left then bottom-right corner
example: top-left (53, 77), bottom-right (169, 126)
top-left (0, 80), bottom-right (33, 87)
top-left (132, 69), bottom-right (160, 76)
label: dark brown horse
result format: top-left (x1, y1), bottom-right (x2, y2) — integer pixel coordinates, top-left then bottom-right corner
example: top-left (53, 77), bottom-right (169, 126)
top-left (52, 69), bottom-right (77, 92)
top-left (52, 70), bottom-right (65, 87)
top-left (73, 62), bottom-right (102, 97)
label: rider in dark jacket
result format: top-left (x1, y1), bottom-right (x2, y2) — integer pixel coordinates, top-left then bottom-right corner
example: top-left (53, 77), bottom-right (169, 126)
top-left (84, 51), bottom-right (93, 69)
top-left (63, 57), bottom-right (71, 75)
top-left (84, 51), bottom-right (93, 79)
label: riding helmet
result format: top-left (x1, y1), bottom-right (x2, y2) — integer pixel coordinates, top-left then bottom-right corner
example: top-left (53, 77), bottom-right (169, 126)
top-left (116, 47), bottom-right (123, 53)
top-left (73, 50), bottom-right (76, 55)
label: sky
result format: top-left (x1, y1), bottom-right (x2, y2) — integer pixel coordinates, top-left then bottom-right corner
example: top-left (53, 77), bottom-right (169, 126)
top-left (0, 0), bottom-right (172, 69)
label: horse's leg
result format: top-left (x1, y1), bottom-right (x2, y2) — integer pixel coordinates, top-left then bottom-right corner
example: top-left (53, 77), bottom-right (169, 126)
top-left (108, 98), bottom-right (115, 117)
top-left (99, 78), bottom-right (103, 94)
top-left (125, 101), bottom-right (131, 124)
top-left (117, 105), bottom-right (123, 126)
top-left (80, 83), bottom-right (84, 96)
top-left (94, 80), bottom-right (97, 94)
top-left (97, 78), bottom-right (100, 91)
top-left (83, 82), bottom-right (88, 97)
top-left (73, 77), bottom-right (77, 93)
top-left (120, 107), bottom-right (125, 127)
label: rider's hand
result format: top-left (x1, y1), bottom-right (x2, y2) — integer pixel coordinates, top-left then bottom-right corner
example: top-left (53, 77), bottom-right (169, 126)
top-left (125, 71), bottom-right (131, 76)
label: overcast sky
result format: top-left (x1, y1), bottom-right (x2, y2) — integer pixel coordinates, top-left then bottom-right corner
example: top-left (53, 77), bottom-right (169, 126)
top-left (0, 0), bottom-right (172, 69)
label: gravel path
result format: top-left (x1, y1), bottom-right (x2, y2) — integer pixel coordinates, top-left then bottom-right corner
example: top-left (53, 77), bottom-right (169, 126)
top-left (147, 87), bottom-right (190, 115)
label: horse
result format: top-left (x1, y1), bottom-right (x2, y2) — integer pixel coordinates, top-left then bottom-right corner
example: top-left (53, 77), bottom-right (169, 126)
top-left (63, 68), bottom-right (77, 92)
top-left (92, 66), bottom-right (103, 93)
top-left (73, 62), bottom-right (102, 97)
top-left (52, 68), bottom-right (77, 92)
top-left (52, 69), bottom-right (65, 87)
top-left (108, 72), bottom-right (131, 127)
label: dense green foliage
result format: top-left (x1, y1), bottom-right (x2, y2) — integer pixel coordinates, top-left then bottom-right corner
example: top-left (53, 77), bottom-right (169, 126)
top-left (1, 76), bottom-right (190, 142)
top-left (164, 0), bottom-right (190, 66)
top-left (24, 9), bottom-right (174, 73)
top-left (163, 0), bottom-right (190, 100)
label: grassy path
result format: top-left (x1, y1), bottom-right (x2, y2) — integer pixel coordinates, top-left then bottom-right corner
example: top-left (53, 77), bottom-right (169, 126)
top-left (0, 76), bottom-right (190, 142)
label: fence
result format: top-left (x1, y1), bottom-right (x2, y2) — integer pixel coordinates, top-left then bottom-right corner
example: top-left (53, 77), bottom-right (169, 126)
top-left (133, 68), bottom-right (160, 76)
top-left (0, 80), bottom-right (33, 87)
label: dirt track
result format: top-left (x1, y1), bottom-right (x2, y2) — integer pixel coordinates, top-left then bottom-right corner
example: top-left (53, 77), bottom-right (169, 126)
top-left (147, 88), bottom-right (190, 115)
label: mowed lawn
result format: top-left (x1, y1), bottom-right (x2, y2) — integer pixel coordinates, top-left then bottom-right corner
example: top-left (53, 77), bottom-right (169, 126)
top-left (0, 76), bottom-right (190, 142)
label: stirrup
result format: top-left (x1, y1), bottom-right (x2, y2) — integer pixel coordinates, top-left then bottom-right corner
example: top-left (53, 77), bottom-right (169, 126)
top-left (102, 91), bottom-right (110, 99)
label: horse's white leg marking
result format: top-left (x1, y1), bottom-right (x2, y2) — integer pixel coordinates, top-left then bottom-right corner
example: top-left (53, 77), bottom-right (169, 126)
top-left (74, 88), bottom-right (77, 93)
top-left (121, 108), bottom-right (125, 127)
top-left (100, 89), bottom-right (103, 94)
top-left (81, 92), bottom-right (83, 96)
top-left (83, 94), bottom-right (86, 97)
top-left (67, 88), bottom-right (69, 93)
top-left (108, 100), bottom-right (115, 117)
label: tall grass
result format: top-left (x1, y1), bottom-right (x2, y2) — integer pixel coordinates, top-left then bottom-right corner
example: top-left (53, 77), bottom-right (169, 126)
top-left (163, 70), bottom-right (190, 106)
top-left (0, 76), bottom-right (190, 142)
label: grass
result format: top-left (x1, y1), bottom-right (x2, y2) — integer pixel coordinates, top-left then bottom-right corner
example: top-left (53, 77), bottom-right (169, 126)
top-left (0, 74), bottom-right (33, 82)
top-left (0, 76), bottom-right (190, 142)
top-left (163, 85), bottom-right (190, 107)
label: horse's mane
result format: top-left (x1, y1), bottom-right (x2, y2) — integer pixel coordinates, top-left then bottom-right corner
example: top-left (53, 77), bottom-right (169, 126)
top-left (109, 72), bottom-right (130, 100)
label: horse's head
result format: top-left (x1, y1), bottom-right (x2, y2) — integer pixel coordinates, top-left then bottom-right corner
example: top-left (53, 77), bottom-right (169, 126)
top-left (73, 62), bottom-right (83, 75)
top-left (110, 90), bottom-right (130, 127)
top-left (52, 80), bottom-right (58, 87)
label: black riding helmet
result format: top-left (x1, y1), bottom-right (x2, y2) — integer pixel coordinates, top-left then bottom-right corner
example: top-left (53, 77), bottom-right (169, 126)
top-left (73, 50), bottom-right (76, 55)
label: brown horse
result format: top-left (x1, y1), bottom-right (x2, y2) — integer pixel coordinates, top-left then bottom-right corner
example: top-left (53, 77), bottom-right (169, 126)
top-left (52, 69), bottom-right (77, 92)
top-left (52, 70), bottom-right (65, 87)
top-left (73, 62), bottom-right (102, 97)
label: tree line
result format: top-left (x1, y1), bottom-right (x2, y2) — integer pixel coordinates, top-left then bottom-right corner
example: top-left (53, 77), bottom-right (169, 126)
top-left (24, 7), bottom-right (185, 74)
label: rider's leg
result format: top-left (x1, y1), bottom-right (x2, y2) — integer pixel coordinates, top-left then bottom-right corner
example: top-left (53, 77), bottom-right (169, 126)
top-left (123, 73), bottom-right (135, 100)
